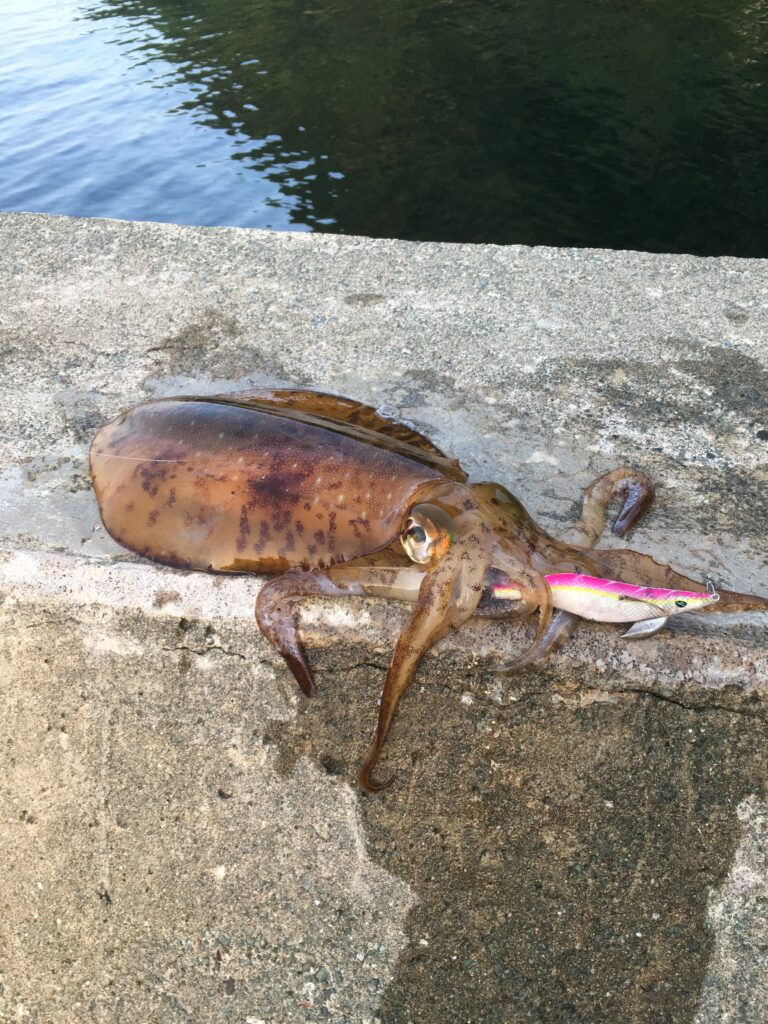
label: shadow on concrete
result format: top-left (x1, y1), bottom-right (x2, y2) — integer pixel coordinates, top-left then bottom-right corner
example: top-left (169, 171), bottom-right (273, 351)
top-left (269, 649), bottom-right (766, 1023)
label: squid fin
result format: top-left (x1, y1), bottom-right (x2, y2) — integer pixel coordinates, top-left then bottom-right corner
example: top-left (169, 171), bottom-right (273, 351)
top-left (621, 615), bottom-right (669, 639)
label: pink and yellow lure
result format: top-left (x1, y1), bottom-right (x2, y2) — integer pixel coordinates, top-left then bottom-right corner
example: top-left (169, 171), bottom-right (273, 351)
top-left (493, 572), bottom-right (720, 638)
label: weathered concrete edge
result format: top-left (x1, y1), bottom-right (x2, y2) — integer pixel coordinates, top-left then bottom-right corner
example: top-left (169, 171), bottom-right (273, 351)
top-left (2, 549), bottom-right (766, 706)
top-left (1, 208), bottom-right (766, 705)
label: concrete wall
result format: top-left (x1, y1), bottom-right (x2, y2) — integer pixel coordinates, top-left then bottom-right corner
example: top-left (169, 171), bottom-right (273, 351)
top-left (0, 212), bottom-right (766, 1023)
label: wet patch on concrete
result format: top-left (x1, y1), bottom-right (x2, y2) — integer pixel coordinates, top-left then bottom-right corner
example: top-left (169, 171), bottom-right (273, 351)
top-left (267, 650), bottom-right (767, 1024)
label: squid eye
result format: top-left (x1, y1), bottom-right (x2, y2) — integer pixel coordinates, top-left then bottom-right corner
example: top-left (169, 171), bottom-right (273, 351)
top-left (675, 599), bottom-right (687, 608)
top-left (400, 503), bottom-right (456, 564)
top-left (401, 519), bottom-right (433, 563)
top-left (406, 525), bottom-right (427, 545)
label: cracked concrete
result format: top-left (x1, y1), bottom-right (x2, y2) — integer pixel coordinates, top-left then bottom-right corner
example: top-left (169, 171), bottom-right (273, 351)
top-left (1, 213), bottom-right (767, 1023)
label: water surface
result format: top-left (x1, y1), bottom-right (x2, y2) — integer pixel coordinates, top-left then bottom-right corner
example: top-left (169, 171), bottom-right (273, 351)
top-left (2, 0), bottom-right (767, 252)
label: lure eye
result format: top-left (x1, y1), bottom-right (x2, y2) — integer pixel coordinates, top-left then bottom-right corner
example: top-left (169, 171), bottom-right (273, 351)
top-left (675, 599), bottom-right (687, 608)
top-left (400, 504), bottom-right (455, 564)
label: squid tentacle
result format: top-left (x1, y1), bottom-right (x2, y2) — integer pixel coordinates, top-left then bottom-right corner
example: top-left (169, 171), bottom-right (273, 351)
top-left (493, 609), bottom-right (581, 674)
top-left (531, 569), bottom-right (554, 642)
top-left (490, 547), bottom-right (554, 659)
top-left (494, 468), bottom-right (655, 670)
top-left (588, 547), bottom-right (768, 614)
top-left (358, 513), bottom-right (493, 792)
top-left (255, 565), bottom-right (426, 697)
top-left (559, 468), bottom-right (655, 547)
top-left (256, 571), bottom-right (353, 696)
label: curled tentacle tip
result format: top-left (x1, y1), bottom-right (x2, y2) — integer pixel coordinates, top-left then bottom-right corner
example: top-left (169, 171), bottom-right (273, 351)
top-left (612, 511), bottom-right (637, 538)
top-left (281, 652), bottom-right (318, 697)
top-left (612, 482), bottom-right (654, 538)
top-left (292, 669), bottom-right (317, 698)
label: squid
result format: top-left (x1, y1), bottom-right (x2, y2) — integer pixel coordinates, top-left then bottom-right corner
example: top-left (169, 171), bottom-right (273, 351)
top-left (89, 389), bottom-right (768, 790)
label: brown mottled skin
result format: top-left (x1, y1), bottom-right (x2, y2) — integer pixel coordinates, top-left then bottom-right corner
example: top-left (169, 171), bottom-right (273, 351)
top-left (90, 389), bottom-right (768, 791)
top-left (90, 395), bottom-right (449, 573)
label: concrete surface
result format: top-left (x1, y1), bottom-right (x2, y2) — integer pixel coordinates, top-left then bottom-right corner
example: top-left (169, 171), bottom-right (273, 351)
top-left (0, 212), bottom-right (766, 1023)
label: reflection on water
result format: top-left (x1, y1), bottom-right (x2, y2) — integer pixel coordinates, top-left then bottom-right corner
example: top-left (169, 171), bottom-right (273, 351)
top-left (1, 0), bottom-right (767, 252)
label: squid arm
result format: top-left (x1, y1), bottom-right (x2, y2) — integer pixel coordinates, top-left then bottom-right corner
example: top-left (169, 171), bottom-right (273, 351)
top-left (491, 609), bottom-right (581, 674)
top-left (255, 565), bottom-right (426, 697)
top-left (559, 467), bottom-right (655, 547)
top-left (358, 512), bottom-right (494, 791)
top-left (589, 548), bottom-right (768, 614)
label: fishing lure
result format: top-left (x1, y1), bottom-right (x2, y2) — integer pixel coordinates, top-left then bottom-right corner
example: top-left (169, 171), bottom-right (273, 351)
top-left (90, 389), bottom-right (767, 790)
top-left (491, 573), bottom-right (720, 638)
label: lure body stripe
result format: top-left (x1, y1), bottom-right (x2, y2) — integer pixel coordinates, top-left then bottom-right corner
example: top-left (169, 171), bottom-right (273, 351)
top-left (493, 573), bottom-right (719, 624)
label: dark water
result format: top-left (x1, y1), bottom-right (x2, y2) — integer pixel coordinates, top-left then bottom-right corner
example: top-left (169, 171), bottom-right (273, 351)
top-left (2, 0), bottom-right (767, 253)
